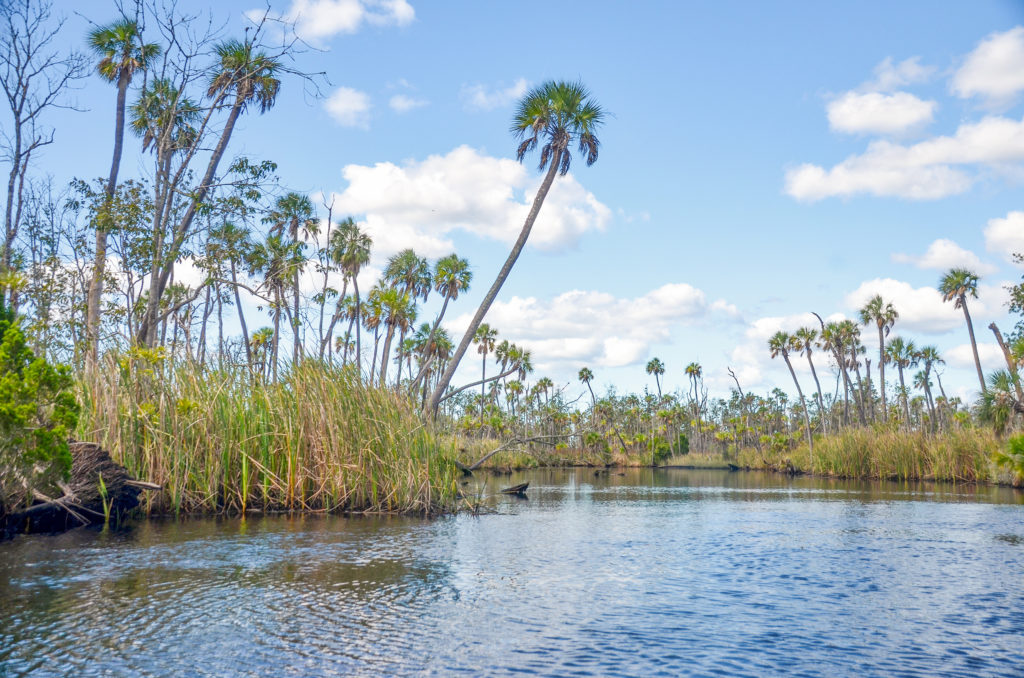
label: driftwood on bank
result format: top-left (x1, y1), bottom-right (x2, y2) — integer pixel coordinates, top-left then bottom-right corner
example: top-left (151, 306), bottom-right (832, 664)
top-left (1, 441), bottom-right (160, 540)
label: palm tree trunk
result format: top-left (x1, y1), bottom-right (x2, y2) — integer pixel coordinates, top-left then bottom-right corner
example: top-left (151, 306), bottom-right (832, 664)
top-left (783, 353), bottom-right (813, 461)
top-left (138, 90), bottom-right (246, 347)
top-left (293, 269), bottom-right (301, 365)
top-left (426, 150), bottom-right (563, 415)
top-left (353, 278), bottom-right (362, 379)
top-left (410, 293), bottom-right (452, 390)
top-left (961, 296), bottom-right (986, 393)
top-left (86, 72), bottom-right (131, 371)
top-left (379, 322), bottom-right (395, 385)
top-left (877, 326), bottom-right (888, 421)
top-left (806, 352), bottom-right (826, 433)
top-left (898, 365), bottom-right (910, 423)
top-left (230, 259), bottom-right (252, 372)
top-left (989, 322), bottom-right (1024, 402)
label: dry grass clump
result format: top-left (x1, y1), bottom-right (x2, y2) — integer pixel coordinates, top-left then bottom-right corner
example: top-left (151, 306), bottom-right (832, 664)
top-left (738, 427), bottom-right (999, 482)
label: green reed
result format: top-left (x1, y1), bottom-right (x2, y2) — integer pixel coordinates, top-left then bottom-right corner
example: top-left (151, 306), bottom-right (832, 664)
top-left (77, 357), bottom-right (460, 515)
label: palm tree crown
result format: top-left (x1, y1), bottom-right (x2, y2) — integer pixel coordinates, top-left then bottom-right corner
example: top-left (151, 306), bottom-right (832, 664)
top-left (512, 80), bottom-right (604, 175)
top-left (208, 39), bottom-right (280, 113)
top-left (88, 19), bottom-right (160, 84)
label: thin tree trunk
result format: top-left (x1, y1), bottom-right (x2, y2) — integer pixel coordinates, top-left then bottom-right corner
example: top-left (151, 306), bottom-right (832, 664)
top-left (898, 365), bottom-right (910, 423)
top-left (138, 89), bottom-right (246, 346)
top-left (783, 353), bottom-right (813, 461)
top-left (989, 322), bottom-right (1023, 402)
top-left (877, 326), bottom-right (888, 421)
top-left (426, 150), bottom-right (563, 415)
top-left (806, 351), bottom-right (826, 433)
top-left (86, 73), bottom-right (130, 371)
top-left (230, 259), bottom-right (252, 371)
top-left (961, 297), bottom-right (986, 393)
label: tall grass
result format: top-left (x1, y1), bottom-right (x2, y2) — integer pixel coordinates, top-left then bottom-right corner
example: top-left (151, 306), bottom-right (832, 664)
top-left (77, 358), bottom-right (460, 515)
top-left (738, 427), bottom-right (1001, 482)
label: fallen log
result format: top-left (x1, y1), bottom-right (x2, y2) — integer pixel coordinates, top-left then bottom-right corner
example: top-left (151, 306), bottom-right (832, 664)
top-left (2, 441), bottom-right (160, 539)
top-left (499, 482), bottom-right (529, 496)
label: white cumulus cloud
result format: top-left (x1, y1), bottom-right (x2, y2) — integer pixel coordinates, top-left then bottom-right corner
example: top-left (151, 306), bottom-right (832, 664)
top-left (445, 284), bottom-right (735, 371)
top-left (827, 91), bottom-right (936, 135)
top-left (892, 238), bottom-right (997, 275)
top-left (328, 145), bottom-right (611, 259)
top-left (951, 26), bottom-right (1024, 106)
top-left (250, 0), bottom-right (414, 43)
top-left (984, 211), bottom-right (1024, 261)
top-left (844, 278), bottom-right (1006, 335)
top-left (945, 342), bottom-right (1004, 372)
top-left (325, 86), bottom-right (371, 128)
top-left (785, 115), bottom-right (1024, 201)
top-left (460, 78), bottom-right (529, 111)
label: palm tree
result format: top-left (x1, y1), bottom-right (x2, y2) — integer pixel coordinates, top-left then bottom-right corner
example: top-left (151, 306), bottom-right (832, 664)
top-left (859, 295), bottom-right (899, 421)
top-left (250, 327), bottom-right (275, 381)
top-left (646, 357), bottom-right (665, 399)
top-left (885, 336), bottom-right (918, 423)
top-left (769, 331), bottom-right (813, 459)
top-left (818, 318), bottom-right (852, 425)
top-left (794, 326), bottom-right (826, 433)
top-left (377, 288), bottom-right (416, 385)
top-left (248, 234), bottom-right (303, 381)
top-left (379, 249), bottom-right (430, 385)
top-left (473, 323), bottom-right (499, 424)
top-left (918, 345), bottom-right (943, 422)
top-left (410, 253), bottom-right (472, 390)
top-left (427, 81), bottom-right (604, 415)
top-left (85, 19), bottom-right (160, 370)
top-left (939, 268), bottom-right (987, 394)
top-left (210, 221), bottom-right (254, 370)
top-left (329, 219), bottom-right (371, 376)
top-left (138, 39), bottom-right (281, 346)
top-left (265, 192), bottom-right (319, 364)
top-left (579, 366), bottom-right (596, 408)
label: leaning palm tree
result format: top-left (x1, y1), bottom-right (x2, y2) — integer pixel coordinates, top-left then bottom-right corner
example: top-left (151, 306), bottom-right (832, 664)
top-left (579, 366), bottom-right (596, 408)
top-left (85, 19), bottom-right (161, 369)
top-left (646, 357), bottom-right (665, 399)
top-left (769, 331), bottom-right (813, 459)
top-left (939, 268), bottom-right (986, 394)
top-left (427, 80), bottom-right (604, 415)
top-left (859, 295), bottom-right (899, 421)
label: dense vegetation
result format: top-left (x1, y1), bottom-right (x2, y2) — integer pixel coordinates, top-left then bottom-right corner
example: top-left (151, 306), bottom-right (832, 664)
top-left (0, 1), bottom-right (1021, 527)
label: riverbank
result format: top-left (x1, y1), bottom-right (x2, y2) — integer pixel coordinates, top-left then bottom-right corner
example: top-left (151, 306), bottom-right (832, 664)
top-left (456, 427), bottom-right (1021, 486)
top-left (77, 361), bottom-right (460, 516)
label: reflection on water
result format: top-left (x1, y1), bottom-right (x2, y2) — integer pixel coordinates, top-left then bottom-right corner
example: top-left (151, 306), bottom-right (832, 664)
top-left (2, 469), bottom-right (1022, 677)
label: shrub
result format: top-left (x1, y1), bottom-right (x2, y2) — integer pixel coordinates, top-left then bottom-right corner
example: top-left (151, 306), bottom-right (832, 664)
top-left (994, 435), bottom-right (1024, 485)
top-left (0, 303), bottom-right (79, 515)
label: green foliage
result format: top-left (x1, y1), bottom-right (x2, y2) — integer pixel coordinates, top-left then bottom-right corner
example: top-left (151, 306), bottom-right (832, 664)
top-left (0, 303), bottom-right (79, 513)
top-left (994, 435), bottom-right (1024, 484)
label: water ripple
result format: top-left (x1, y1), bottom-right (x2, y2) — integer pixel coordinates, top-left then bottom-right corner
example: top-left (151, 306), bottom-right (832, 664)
top-left (1, 469), bottom-right (1022, 677)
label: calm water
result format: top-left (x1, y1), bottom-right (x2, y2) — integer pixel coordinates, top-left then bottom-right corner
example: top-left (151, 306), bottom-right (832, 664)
top-left (2, 469), bottom-right (1023, 677)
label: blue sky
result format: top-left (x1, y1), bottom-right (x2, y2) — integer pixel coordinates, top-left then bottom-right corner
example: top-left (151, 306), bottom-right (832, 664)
top-left (35, 0), bottom-right (1024, 403)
